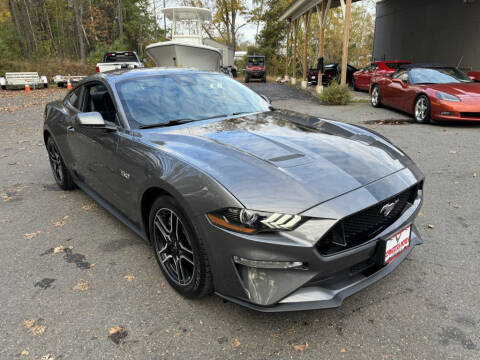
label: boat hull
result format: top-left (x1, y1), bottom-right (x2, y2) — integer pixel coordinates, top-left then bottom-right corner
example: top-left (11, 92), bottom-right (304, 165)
top-left (145, 42), bottom-right (221, 71)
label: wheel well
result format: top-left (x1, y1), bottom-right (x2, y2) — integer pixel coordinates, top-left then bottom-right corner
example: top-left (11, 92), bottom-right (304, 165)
top-left (43, 130), bottom-right (51, 145)
top-left (140, 187), bottom-right (172, 242)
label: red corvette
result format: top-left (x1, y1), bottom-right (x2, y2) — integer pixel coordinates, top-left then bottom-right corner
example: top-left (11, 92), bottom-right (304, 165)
top-left (353, 61), bottom-right (411, 91)
top-left (370, 64), bottom-right (480, 123)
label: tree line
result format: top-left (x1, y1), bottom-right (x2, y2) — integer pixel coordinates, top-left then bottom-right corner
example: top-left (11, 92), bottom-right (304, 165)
top-left (0, 0), bottom-right (376, 76)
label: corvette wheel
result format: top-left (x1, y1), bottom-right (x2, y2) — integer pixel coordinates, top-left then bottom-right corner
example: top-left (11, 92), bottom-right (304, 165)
top-left (414, 95), bottom-right (431, 123)
top-left (371, 85), bottom-right (381, 107)
top-left (46, 137), bottom-right (75, 190)
top-left (149, 196), bottom-right (213, 298)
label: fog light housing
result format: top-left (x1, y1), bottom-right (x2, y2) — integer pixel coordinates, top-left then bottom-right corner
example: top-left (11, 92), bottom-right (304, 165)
top-left (233, 256), bottom-right (305, 269)
top-left (440, 111), bottom-right (454, 116)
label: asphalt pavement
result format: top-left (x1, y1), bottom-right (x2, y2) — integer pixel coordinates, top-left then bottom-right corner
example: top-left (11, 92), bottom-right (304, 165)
top-left (0, 84), bottom-right (479, 359)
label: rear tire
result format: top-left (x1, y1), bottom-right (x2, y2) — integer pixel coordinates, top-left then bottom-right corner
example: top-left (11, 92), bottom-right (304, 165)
top-left (262, 76), bottom-right (267, 83)
top-left (245, 76), bottom-right (249, 83)
top-left (149, 196), bottom-right (213, 299)
top-left (371, 85), bottom-right (382, 108)
top-left (46, 136), bottom-right (75, 190)
top-left (414, 95), bottom-right (431, 123)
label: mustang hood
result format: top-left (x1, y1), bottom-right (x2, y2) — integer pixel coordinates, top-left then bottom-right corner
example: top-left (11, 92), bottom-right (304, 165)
top-left (142, 111), bottom-right (418, 214)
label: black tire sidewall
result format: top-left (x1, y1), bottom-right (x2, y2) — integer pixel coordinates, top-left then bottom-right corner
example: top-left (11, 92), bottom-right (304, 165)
top-left (47, 137), bottom-right (74, 190)
top-left (148, 196), bottom-right (209, 298)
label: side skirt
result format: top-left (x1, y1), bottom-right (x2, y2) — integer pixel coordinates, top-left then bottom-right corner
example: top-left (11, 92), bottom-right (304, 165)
top-left (74, 180), bottom-right (149, 243)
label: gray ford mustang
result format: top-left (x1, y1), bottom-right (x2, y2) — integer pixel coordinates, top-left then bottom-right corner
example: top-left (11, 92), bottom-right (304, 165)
top-left (43, 68), bottom-right (424, 311)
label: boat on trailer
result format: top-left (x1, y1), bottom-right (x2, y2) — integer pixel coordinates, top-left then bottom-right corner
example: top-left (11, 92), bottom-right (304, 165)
top-left (145, 7), bottom-right (222, 71)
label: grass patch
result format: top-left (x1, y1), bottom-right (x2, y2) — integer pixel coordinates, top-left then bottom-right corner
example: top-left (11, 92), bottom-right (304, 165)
top-left (319, 82), bottom-right (352, 105)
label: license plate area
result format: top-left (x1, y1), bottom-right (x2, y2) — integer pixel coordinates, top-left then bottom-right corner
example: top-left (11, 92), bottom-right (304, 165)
top-left (384, 225), bottom-right (411, 264)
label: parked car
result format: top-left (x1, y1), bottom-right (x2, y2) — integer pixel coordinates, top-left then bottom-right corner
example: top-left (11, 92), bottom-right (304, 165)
top-left (468, 71), bottom-right (480, 82)
top-left (96, 51), bottom-right (144, 73)
top-left (353, 60), bottom-right (411, 91)
top-left (245, 55), bottom-right (266, 83)
top-left (308, 63), bottom-right (357, 88)
top-left (371, 64), bottom-right (480, 123)
top-left (44, 68), bottom-right (424, 311)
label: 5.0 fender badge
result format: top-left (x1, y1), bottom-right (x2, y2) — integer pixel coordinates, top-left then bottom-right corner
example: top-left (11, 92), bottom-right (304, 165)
top-left (120, 170), bottom-right (130, 180)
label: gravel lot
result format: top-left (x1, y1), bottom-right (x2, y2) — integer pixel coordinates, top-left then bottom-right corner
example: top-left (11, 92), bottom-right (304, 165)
top-left (1, 84), bottom-right (479, 360)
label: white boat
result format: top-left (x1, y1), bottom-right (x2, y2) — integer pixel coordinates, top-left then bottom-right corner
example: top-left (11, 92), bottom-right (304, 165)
top-left (145, 7), bottom-right (222, 71)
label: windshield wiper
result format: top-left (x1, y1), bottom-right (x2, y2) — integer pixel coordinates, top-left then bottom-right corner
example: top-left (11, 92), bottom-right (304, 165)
top-left (139, 118), bottom-right (195, 129)
top-left (139, 114), bottom-right (228, 129)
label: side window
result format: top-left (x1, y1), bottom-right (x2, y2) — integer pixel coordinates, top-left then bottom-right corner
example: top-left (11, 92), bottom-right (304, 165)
top-left (394, 70), bottom-right (409, 83)
top-left (84, 83), bottom-right (118, 125)
top-left (66, 87), bottom-right (82, 109)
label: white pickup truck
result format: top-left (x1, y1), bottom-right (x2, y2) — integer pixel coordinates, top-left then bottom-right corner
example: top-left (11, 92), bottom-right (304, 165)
top-left (96, 51), bottom-right (145, 73)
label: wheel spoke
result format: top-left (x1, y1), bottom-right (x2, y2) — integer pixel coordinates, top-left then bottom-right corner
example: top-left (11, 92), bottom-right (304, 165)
top-left (179, 242), bottom-right (193, 255)
top-left (178, 258), bottom-right (187, 284)
top-left (155, 214), bottom-right (171, 238)
top-left (180, 254), bottom-right (194, 266)
top-left (161, 254), bottom-right (173, 264)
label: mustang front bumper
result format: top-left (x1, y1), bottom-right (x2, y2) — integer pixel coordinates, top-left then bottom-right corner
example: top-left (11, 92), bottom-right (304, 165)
top-left (195, 169), bottom-right (424, 312)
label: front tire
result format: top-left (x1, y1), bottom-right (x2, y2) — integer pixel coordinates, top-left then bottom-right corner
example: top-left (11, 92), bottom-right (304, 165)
top-left (149, 196), bottom-right (213, 299)
top-left (46, 136), bottom-right (75, 190)
top-left (414, 95), bottom-right (431, 123)
top-left (371, 85), bottom-right (382, 108)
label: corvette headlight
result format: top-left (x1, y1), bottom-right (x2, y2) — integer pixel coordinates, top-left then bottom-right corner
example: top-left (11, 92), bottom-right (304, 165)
top-left (207, 208), bottom-right (305, 234)
top-left (436, 91), bottom-right (460, 102)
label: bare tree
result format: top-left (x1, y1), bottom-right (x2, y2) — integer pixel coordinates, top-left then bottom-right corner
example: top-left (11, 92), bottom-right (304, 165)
top-left (73, 0), bottom-right (86, 64)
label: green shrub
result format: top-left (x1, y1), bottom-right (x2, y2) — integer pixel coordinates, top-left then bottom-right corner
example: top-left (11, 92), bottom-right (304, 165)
top-left (319, 82), bottom-right (352, 105)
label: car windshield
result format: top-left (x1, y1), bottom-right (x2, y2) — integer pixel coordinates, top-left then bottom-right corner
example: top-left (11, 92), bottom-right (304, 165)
top-left (247, 58), bottom-right (264, 66)
top-left (116, 73), bottom-right (271, 128)
top-left (409, 68), bottom-right (472, 84)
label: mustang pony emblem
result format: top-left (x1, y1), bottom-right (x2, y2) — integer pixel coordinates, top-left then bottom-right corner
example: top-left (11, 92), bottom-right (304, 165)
top-left (380, 199), bottom-right (399, 217)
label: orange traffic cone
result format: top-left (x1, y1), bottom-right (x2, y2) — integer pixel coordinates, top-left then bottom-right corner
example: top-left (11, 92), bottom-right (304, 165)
top-left (25, 79), bottom-right (31, 92)
top-left (67, 76), bottom-right (72, 91)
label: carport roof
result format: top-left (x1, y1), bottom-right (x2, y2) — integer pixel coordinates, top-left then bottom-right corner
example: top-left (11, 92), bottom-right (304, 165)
top-left (279, 0), bottom-right (362, 22)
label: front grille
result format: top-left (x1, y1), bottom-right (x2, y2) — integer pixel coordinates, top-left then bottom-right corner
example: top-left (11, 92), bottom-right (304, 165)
top-left (316, 185), bottom-right (419, 255)
top-left (460, 112), bottom-right (480, 118)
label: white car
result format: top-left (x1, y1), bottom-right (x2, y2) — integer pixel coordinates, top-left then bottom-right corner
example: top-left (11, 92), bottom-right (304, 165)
top-left (96, 51), bottom-right (144, 73)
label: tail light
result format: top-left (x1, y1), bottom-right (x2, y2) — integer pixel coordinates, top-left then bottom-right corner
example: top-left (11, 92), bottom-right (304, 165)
top-left (96, 66), bottom-right (100, 73)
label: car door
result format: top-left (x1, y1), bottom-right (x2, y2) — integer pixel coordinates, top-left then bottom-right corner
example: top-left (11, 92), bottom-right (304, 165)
top-left (364, 63), bottom-right (378, 90)
top-left (59, 86), bottom-right (85, 173)
top-left (387, 70), bottom-right (411, 110)
top-left (69, 81), bottom-right (124, 205)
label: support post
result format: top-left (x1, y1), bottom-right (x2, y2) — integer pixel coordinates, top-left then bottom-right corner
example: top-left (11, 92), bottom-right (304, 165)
top-left (291, 19), bottom-right (299, 85)
top-left (316, 0), bottom-right (327, 94)
top-left (341, 0), bottom-right (352, 86)
top-left (301, 11), bottom-right (311, 89)
top-left (285, 21), bottom-right (291, 81)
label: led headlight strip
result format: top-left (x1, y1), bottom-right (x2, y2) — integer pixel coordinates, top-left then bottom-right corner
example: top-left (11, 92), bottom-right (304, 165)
top-left (207, 208), bottom-right (304, 234)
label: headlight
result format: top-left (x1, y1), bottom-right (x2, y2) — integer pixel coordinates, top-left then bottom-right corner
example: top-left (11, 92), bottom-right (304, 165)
top-left (436, 91), bottom-right (461, 102)
top-left (207, 208), bottom-right (305, 234)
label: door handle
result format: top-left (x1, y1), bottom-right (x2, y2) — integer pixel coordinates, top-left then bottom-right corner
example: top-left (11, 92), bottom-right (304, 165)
top-left (67, 126), bottom-right (75, 133)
